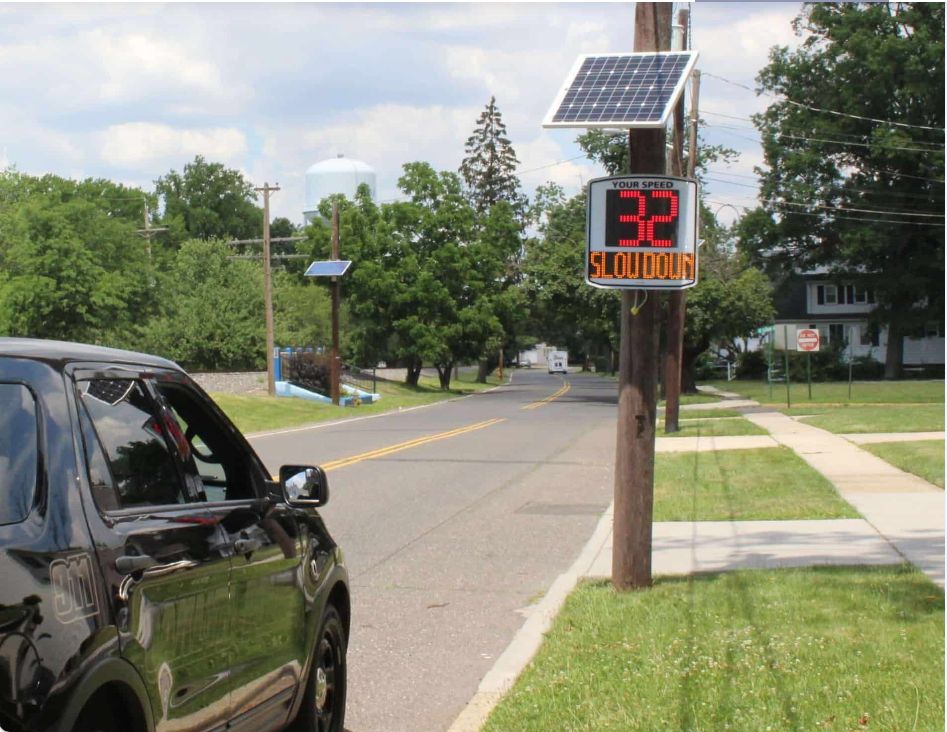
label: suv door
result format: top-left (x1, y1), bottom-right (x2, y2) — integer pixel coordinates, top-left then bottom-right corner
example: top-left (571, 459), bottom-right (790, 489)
top-left (70, 367), bottom-right (233, 732)
top-left (152, 376), bottom-right (308, 730)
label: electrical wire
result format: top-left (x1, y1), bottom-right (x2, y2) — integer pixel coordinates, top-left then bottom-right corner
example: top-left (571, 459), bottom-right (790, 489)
top-left (706, 121), bottom-right (945, 154)
top-left (703, 71), bottom-right (946, 132)
top-left (704, 198), bottom-right (946, 227)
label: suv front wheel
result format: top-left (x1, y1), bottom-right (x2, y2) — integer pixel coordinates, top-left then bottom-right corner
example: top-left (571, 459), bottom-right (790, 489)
top-left (293, 605), bottom-right (347, 732)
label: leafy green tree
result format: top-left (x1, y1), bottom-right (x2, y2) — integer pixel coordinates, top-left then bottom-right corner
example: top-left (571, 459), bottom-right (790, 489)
top-left (682, 211), bottom-right (774, 390)
top-left (139, 239), bottom-right (265, 370)
top-left (523, 186), bottom-right (621, 365)
top-left (155, 156), bottom-right (262, 242)
top-left (0, 171), bottom-right (152, 345)
top-left (742, 2), bottom-right (944, 378)
top-left (459, 97), bottom-right (527, 217)
top-left (270, 217), bottom-right (298, 239)
top-left (305, 167), bottom-right (514, 389)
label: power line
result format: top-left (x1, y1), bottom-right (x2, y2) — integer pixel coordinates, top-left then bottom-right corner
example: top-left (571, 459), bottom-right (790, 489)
top-left (704, 198), bottom-right (946, 227)
top-left (703, 71), bottom-right (946, 132)
top-left (706, 121), bottom-right (945, 154)
top-left (704, 176), bottom-right (945, 215)
top-left (706, 165), bottom-right (945, 186)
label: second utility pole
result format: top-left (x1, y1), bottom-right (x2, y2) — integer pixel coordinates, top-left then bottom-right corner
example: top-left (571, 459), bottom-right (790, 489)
top-left (612, 1), bottom-right (671, 592)
top-left (256, 182), bottom-right (280, 396)
top-left (330, 202), bottom-right (341, 406)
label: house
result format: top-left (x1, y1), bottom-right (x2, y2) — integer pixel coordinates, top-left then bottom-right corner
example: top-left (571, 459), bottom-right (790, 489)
top-left (769, 272), bottom-right (944, 366)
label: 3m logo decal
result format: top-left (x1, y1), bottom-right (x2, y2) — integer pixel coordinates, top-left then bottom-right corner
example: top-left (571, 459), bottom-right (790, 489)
top-left (50, 554), bottom-right (98, 624)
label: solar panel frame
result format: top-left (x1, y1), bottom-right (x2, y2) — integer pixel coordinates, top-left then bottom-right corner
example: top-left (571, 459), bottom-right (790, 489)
top-left (542, 51), bottom-right (699, 129)
top-left (304, 260), bottom-right (352, 277)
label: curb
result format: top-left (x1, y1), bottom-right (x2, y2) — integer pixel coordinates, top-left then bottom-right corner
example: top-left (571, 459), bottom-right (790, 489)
top-left (447, 502), bottom-right (614, 732)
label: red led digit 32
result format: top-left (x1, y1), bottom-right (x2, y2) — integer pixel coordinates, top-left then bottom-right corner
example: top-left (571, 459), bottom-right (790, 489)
top-left (604, 189), bottom-right (680, 248)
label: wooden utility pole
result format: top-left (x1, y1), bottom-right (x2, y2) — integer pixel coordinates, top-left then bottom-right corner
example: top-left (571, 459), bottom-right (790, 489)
top-left (256, 183), bottom-right (280, 396)
top-left (330, 202), bottom-right (341, 406)
top-left (613, 1), bottom-right (672, 592)
top-left (663, 7), bottom-right (690, 434)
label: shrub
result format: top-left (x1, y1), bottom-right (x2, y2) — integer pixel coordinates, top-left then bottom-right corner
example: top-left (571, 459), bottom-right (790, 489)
top-left (736, 349), bottom-right (768, 379)
top-left (284, 352), bottom-right (331, 395)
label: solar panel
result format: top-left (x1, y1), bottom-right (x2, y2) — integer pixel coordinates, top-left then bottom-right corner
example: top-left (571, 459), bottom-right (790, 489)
top-left (543, 51), bottom-right (699, 129)
top-left (305, 260), bottom-right (352, 277)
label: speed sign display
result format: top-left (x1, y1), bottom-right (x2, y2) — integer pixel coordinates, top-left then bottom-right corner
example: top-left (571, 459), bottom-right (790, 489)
top-left (586, 175), bottom-right (699, 290)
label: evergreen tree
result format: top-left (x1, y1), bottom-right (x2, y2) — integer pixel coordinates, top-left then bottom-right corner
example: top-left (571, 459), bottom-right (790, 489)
top-left (459, 97), bottom-right (526, 216)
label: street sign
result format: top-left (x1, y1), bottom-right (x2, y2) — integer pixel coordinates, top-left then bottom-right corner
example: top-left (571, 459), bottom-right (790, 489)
top-left (796, 328), bottom-right (820, 352)
top-left (305, 260), bottom-right (352, 277)
top-left (586, 175), bottom-right (699, 290)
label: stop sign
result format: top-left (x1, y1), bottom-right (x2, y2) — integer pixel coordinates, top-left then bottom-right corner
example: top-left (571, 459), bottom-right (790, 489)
top-left (797, 328), bottom-right (820, 352)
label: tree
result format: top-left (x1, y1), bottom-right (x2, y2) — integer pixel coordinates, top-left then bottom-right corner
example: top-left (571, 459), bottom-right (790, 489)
top-left (304, 167), bottom-right (512, 389)
top-left (155, 156), bottom-right (262, 242)
top-left (743, 2), bottom-right (944, 378)
top-left (522, 186), bottom-right (621, 366)
top-left (682, 210), bottom-right (774, 391)
top-left (139, 239), bottom-right (265, 370)
top-left (459, 97), bottom-right (527, 217)
top-left (0, 171), bottom-right (153, 345)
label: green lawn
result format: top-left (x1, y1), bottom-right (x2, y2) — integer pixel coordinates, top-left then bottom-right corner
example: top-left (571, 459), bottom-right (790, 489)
top-left (655, 447), bottom-right (857, 520)
top-left (484, 566), bottom-right (944, 732)
top-left (704, 378), bottom-right (944, 405)
top-left (657, 417), bottom-right (769, 438)
top-left (864, 440), bottom-right (945, 489)
top-left (790, 404), bottom-right (944, 434)
top-left (211, 372), bottom-right (503, 434)
top-left (674, 408), bottom-right (744, 419)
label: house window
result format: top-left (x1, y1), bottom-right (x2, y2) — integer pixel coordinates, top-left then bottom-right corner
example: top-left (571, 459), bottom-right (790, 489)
top-left (854, 288), bottom-right (867, 304)
top-left (824, 285), bottom-right (837, 305)
top-left (845, 285), bottom-right (855, 305)
top-left (829, 323), bottom-right (845, 345)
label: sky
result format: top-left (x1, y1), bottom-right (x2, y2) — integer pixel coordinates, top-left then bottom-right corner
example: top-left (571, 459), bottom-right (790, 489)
top-left (0, 2), bottom-right (805, 226)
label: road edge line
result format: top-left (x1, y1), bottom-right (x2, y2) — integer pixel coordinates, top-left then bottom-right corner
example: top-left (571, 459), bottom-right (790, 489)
top-left (446, 500), bottom-right (615, 732)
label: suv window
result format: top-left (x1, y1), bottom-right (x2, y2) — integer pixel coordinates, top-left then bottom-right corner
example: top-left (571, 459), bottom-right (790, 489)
top-left (77, 378), bottom-right (188, 509)
top-left (0, 384), bottom-right (38, 524)
top-left (156, 382), bottom-right (259, 503)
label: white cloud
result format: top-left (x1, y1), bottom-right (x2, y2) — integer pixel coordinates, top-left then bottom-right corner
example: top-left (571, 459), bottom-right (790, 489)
top-left (100, 123), bottom-right (247, 167)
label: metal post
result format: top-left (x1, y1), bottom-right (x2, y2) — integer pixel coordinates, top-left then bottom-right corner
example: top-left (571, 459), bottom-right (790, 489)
top-left (613, 1), bottom-right (671, 592)
top-left (783, 325), bottom-right (791, 409)
top-left (848, 326), bottom-right (855, 402)
top-left (807, 351), bottom-right (812, 400)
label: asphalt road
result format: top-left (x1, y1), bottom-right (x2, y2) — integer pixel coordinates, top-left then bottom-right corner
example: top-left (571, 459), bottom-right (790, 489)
top-left (249, 370), bottom-right (618, 732)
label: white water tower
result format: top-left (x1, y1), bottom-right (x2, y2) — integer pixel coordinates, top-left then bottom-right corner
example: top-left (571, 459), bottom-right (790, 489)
top-left (302, 155), bottom-right (376, 223)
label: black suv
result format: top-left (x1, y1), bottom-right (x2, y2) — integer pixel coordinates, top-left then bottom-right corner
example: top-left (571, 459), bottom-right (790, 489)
top-left (0, 338), bottom-right (349, 732)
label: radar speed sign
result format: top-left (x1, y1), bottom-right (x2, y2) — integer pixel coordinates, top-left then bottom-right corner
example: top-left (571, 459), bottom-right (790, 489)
top-left (586, 175), bottom-right (699, 290)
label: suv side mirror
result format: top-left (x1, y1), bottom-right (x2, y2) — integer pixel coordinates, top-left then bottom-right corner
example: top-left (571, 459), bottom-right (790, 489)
top-left (279, 465), bottom-right (329, 507)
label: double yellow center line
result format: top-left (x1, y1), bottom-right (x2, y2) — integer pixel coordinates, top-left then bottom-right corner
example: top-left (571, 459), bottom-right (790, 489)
top-left (320, 417), bottom-right (506, 472)
top-left (521, 380), bottom-right (571, 410)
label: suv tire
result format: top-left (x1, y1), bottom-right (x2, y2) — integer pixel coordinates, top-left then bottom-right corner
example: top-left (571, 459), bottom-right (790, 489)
top-left (292, 605), bottom-right (347, 732)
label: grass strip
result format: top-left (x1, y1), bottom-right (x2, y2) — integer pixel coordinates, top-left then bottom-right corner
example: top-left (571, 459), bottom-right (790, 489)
top-left (484, 565), bottom-right (944, 732)
top-left (656, 417), bottom-right (768, 439)
top-left (704, 379), bottom-right (944, 405)
top-left (792, 404), bottom-right (944, 434)
top-left (863, 440), bottom-right (945, 489)
top-left (655, 447), bottom-right (857, 520)
top-left (673, 408), bottom-right (743, 419)
top-left (212, 372), bottom-right (502, 434)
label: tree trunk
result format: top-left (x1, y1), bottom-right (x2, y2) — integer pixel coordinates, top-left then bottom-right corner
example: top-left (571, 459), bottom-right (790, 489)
top-left (405, 360), bottom-right (422, 387)
top-left (436, 363), bottom-right (453, 390)
top-left (884, 320), bottom-right (903, 380)
top-left (681, 345), bottom-right (704, 393)
top-left (475, 359), bottom-right (490, 384)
